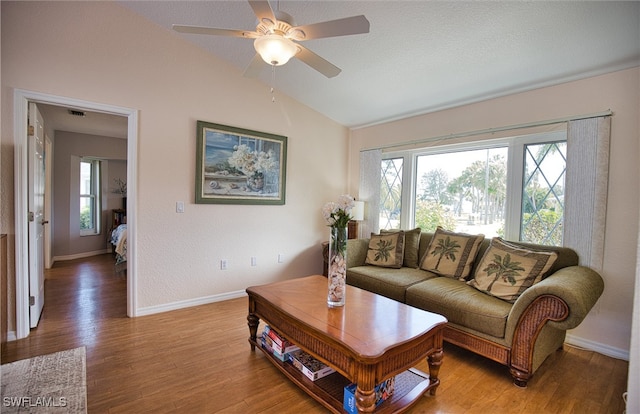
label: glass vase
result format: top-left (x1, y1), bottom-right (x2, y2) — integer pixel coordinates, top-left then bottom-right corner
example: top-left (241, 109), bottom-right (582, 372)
top-left (327, 226), bottom-right (348, 307)
top-left (246, 174), bottom-right (265, 192)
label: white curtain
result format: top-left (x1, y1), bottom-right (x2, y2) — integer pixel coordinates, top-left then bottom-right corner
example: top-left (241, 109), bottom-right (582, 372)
top-left (358, 149), bottom-right (381, 238)
top-left (563, 116), bottom-right (611, 272)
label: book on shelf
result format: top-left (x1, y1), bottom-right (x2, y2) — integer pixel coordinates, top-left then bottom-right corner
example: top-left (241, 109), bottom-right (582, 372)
top-left (288, 349), bottom-right (336, 381)
top-left (261, 331), bottom-right (299, 362)
top-left (343, 376), bottom-right (396, 414)
top-left (263, 325), bottom-right (300, 355)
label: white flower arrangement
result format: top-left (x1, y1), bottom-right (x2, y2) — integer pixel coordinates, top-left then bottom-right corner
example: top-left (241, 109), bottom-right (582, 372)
top-left (322, 194), bottom-right (355, 228)
top-left (228, 144), bottom-right (277, 178)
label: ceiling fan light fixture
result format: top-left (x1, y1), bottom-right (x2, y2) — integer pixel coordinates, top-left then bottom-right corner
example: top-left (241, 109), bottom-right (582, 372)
top-left (254, 34), bottom-right (299, 66)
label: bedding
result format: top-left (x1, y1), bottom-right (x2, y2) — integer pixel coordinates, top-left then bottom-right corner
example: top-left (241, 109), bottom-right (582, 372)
top-left (110, 224), bottom-right (127, 265)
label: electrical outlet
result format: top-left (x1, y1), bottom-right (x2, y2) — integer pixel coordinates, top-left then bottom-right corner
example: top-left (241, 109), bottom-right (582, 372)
top-left (251, 257), bottom-right (257, 266)
top-left (220, 260), bottom-right (227, 270)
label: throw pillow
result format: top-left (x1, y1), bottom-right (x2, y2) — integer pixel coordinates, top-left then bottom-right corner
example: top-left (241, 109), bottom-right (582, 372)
top-left (468, 237), bottom-right (558, 303)
top-left (381, 227), bottom-right (421, 268)
top-left (419, 226), bottom-right (484, 280)
top-left (365, 232), bottom-right (405, 269)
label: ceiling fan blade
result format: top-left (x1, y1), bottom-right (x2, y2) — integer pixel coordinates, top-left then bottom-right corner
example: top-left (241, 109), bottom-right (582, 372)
top-left (295, 45), bottom-right (341, 78)
top-left (243, 54), bottom-right (265, 78)
top-left (294, 15), bottom-right (370, 40)
top-left (172, 25), bottom-right (259, 38)
top-left (248, 0), bottom-right (276, 24)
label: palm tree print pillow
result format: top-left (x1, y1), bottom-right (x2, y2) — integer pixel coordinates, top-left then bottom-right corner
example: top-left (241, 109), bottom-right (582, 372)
top-left (419, 227), bottom-right (484, 280)
top-left (468, 238), bottom-right (558, 303)
top-left (381, 227), bottom-right (421, 268)
top-left (365, 232), bottom-right (405, 268)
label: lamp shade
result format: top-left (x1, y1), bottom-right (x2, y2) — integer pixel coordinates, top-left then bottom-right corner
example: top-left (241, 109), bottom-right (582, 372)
top-left (254, 35), bottom-right (299, 66)
top-left (351, 201), bottom-right (365, 221)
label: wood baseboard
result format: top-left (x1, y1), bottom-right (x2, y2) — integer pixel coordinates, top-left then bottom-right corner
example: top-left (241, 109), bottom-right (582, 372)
top-left (52, 249), bottom-right (111, 263)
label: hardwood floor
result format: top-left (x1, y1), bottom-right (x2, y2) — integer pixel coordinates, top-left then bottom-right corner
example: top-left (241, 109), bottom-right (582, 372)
top-left (2, 254), bottom-right (628, 413)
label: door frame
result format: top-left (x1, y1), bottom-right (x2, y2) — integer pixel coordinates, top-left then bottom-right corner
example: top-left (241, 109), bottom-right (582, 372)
top-left (44, 134), bottom-right (53, 269)
top-left (13, 89), bottom-right (139, 339)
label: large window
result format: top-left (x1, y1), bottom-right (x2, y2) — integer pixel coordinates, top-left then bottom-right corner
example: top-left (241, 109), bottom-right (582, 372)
top-left (415, 146), bottom-right (508, 237)
top-left (80, 158), bottom-right (101, 236)
top-left (380, 131), bottom-right (566, 245)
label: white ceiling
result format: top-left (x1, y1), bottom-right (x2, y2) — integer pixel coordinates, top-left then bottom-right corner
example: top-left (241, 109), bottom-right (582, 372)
top-left (38, 103), bottom-right (128, 139)
top-left (119, 0), bottom-right (640, 128)
top-left (40, 1), bottom-right (639, 135)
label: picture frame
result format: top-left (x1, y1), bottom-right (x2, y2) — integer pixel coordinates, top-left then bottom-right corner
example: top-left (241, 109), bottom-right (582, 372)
top-left (195, 121), bottom-right (287, 205)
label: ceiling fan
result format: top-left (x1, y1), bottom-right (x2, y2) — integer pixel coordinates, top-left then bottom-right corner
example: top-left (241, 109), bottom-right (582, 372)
top-left (172, 0), bottom-right (370, 78)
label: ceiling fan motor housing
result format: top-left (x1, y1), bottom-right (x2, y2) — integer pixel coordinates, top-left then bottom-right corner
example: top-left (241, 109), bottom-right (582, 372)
top-left (257, 11), bottom-right (304, 40)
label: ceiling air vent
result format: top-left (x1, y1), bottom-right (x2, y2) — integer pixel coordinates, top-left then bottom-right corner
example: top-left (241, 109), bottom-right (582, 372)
top-left (68, 109), bottom-right (86, 117)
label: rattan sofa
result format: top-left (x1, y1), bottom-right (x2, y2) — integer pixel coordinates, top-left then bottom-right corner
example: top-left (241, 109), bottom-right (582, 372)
top-left (345, 231), bottom-right (604, 387)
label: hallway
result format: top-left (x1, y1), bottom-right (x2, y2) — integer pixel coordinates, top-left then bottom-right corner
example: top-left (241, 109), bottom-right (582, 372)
top-left (2, 254), bottom-right (127, 362)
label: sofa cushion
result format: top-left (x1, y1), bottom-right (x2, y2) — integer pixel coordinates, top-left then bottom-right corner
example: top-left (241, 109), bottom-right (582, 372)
top-left (382, 227), bottom-right (421, 268)
top-left (468, 238), bottom-right (558, 303)
top-left (347, 266), bottom-right (437, 302)
top-left (365, 232), bottom-right (405, 268)
top-left (405, 277), bottom-right (512, 338)
top-left (419, 227), bottom-right (484, 280)
top-left (417, 232), bottom-right (434, 260)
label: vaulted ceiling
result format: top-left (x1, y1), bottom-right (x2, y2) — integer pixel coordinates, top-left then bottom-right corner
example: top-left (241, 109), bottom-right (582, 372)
top-left (40, 1), bottom-right (640, 135)
top-left (120, 1), bottom-right (640, 128)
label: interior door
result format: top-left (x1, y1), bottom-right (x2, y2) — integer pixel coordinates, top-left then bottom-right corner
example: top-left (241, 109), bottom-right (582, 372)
top-left (28, 102), bottom-right (46, 328)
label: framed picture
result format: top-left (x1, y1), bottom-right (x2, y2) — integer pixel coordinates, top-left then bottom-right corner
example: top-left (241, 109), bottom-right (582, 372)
top-left (196, 121), bottom-right (287, 205)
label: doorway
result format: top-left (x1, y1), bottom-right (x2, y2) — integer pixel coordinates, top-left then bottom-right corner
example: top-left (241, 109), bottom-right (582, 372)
top-left (13, 89), bottom-right (138, 340)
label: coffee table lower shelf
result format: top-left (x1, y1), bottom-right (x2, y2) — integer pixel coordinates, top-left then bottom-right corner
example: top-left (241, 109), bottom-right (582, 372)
top-left (250, 338), bottom-right (435, 414)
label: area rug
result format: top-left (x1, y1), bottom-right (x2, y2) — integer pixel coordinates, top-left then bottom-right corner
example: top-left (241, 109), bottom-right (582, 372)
top-left (1, 347), bottom-right (87, 413)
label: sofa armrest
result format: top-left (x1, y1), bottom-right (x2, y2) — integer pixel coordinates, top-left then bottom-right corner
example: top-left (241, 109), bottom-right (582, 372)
top-left (502, 265), bottom-right (603, 386)
top-left (506, 265), bottom-right (604, 338)
top-left (346, 238), bottom-right (370, 268)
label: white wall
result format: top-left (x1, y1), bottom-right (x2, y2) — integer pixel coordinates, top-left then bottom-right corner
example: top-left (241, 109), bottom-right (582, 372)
top-left (1, 2), bottom-right (349, 324)
top-left (349, 67), bottom-right (640, 358)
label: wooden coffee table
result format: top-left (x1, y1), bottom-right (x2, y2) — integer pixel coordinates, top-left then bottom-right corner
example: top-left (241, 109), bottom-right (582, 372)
top-left (246, 275), bottom-right (447, 413)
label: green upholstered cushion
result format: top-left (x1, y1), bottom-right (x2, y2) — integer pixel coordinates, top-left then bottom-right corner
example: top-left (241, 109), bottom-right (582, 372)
top-left (405, 277), bottom-right (511, 338)
top-left (346, 266), bottom-right (437, 303)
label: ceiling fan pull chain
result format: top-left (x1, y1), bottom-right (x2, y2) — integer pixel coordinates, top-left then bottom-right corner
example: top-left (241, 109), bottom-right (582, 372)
top-left (271, 65), bottom-right (276, 103)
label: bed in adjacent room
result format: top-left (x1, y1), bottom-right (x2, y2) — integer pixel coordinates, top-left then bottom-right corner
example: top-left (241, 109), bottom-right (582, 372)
top-left (110, 223), bottom-right (127, 267)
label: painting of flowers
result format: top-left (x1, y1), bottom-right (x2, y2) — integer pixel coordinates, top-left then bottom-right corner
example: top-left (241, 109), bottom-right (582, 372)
top-left (196, 121), bottom-right (287, 204)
